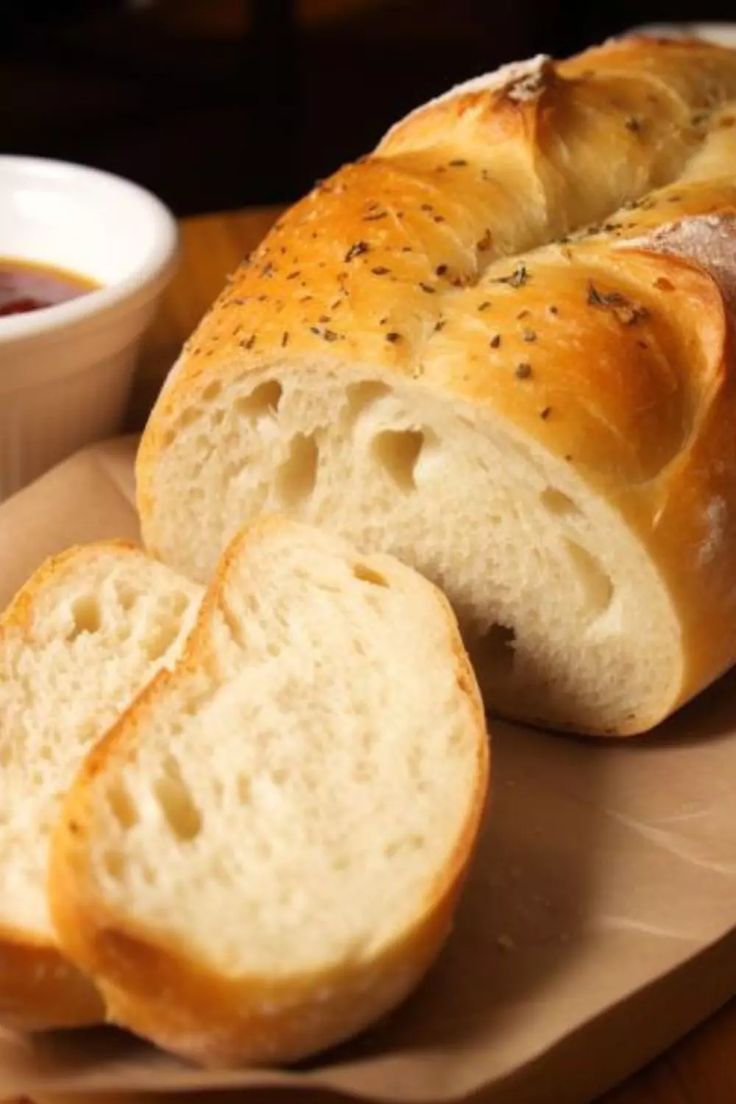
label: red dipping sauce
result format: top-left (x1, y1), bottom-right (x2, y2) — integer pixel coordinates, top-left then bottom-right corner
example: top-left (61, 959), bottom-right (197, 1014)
top-left (0, 257), bottom-right (98, 317)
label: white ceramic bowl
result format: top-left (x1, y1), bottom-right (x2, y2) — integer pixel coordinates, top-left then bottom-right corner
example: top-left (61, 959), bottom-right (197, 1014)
top-left (0, 155), bottom-right (178, 500)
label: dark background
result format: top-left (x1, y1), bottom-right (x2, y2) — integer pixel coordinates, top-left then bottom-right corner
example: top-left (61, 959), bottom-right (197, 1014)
top-left (4, 0), bottom-right (736, 216)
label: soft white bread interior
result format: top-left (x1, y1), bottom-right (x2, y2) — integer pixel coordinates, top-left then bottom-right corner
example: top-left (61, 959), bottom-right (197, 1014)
top-left (137, 37), bottom-right (736, 735)
top-left (50, 519), bottom-right (488, 1067)
top-left (0, 543), bottom-right (201, 1030)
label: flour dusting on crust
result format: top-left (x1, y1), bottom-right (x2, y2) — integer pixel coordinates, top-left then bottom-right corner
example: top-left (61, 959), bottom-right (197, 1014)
top-left (622, 214), bottom-right (736, 313)
top-left (381, 55), bottom-right (551, 144)
top-left (699, 496), bottom-right (728, 566)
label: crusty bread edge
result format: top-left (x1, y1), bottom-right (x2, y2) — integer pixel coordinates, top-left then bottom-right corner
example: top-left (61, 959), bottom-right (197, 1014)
top-left (0, 925), bottom-right (103, 1032)
top-left (49, 517), bottom-right (490, 1066)
top-left (1, 541), bottom-right (139, 634)
top-left (0, 541), bottom-right (148, 1030)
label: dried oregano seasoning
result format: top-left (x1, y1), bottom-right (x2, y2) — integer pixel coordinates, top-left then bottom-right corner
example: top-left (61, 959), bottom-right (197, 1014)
top-left (310, 326), bottom-right (340, 342)
top-left (344, 241), bottom-right (369, 262)
top-left (493, 264), bottom-right (530, 288)
top-left (587, 282), bottom-right (649, 325)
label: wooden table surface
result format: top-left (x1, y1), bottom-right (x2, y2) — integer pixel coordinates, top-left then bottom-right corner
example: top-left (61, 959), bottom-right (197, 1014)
top-left (131, 207), bottom-right (736, 1104)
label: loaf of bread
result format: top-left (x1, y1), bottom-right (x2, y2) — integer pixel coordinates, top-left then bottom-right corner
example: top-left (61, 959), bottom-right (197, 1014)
top-left (137, 36), bottom-right (736, 735)
top-left (0, 543), bottom-right (201, 1030)
top-left (50, 519), bottom-right (488, 1067)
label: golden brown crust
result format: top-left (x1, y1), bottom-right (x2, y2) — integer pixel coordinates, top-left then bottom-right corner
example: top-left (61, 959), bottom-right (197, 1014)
top-left (137, 37), bottom-right (736, 445)
top-left (0, 928), bottom-right (103, 1032)
top-left (49, 518), bottom-right (489, 1066)
top-left (0, 541), bottom-right (142, 1030)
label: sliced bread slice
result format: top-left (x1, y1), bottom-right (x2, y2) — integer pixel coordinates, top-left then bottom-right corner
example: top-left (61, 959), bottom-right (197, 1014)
top-left (0, 542), bottom-right (201, 1030)
top-left (50, 518), bottom-right (488, 1067)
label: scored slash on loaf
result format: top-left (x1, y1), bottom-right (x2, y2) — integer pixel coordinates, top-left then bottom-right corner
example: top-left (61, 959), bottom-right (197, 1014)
top-left (137, 34), bottom-right (736, 736)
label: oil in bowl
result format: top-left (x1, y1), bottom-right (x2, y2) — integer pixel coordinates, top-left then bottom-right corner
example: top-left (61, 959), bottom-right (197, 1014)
top-left (0, 257), bottom-right (99, 317)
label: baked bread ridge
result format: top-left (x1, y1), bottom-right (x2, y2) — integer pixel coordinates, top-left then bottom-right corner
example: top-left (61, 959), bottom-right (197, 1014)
top-left (49, 518), bottom-right (489, 1067)
top-left (136, 36), bottom-right (736, 735)
top-left (0, 541), bottom-right (202, 1030)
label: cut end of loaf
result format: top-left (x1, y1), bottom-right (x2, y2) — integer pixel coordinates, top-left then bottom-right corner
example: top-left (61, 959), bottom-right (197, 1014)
top-left (140, 366), bottom-right (682, 736)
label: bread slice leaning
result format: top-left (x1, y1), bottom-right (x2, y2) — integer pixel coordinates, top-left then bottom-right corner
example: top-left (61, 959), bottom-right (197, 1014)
top-left (50, 518), bottom-right (488, 1067)
top-left (0, 542), bottom-right (201, 1031)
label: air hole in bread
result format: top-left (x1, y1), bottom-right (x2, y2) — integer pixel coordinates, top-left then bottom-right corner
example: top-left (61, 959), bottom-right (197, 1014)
top-left (201, 380), bottom-right (222, 402)
top-left (565, 539), bottom-right (614, 616)
top-left (117, 585), bottom-right (137, 613)
top-left (473, 622), bottom-right (516, 677)
top-left (353, 563), bottom-right (389, 587)
top-left (143, 618), bottom-right (181, 663)
top-left (353, 761), bottom-right (375, 783)
top-left (154, 756), bottom-right (202, 841)
top-left (540, 487), bottom-right (580, 517)
top-left (237, 775), bottom-right (252, 805)
top-left (108, 780), bottom-right (139, 829)
top-left (68, 595), bottom-right (101, 640)
top-left (171, 590), bottom-right (193, 618)
top-left (384, 834), bottom-right (425, 858)
top-left (178, 406), bottom-right (200, 430)
top-left (345, 380), bottom-right (391, 420)
top-left (261, 842), bottom-right (278, 864)
top-left (103, 850), bottom-right (125, 880)
top-left (276, 432), bottom-right (318, 505)
top-left (372, 429), bottom-right (425, 491)
top-left (236, 379), bottom-right (283, 419)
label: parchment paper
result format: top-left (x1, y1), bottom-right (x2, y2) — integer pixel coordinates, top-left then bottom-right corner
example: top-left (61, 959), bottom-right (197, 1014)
top-left (0, 438), bottom-right (734, 1104)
